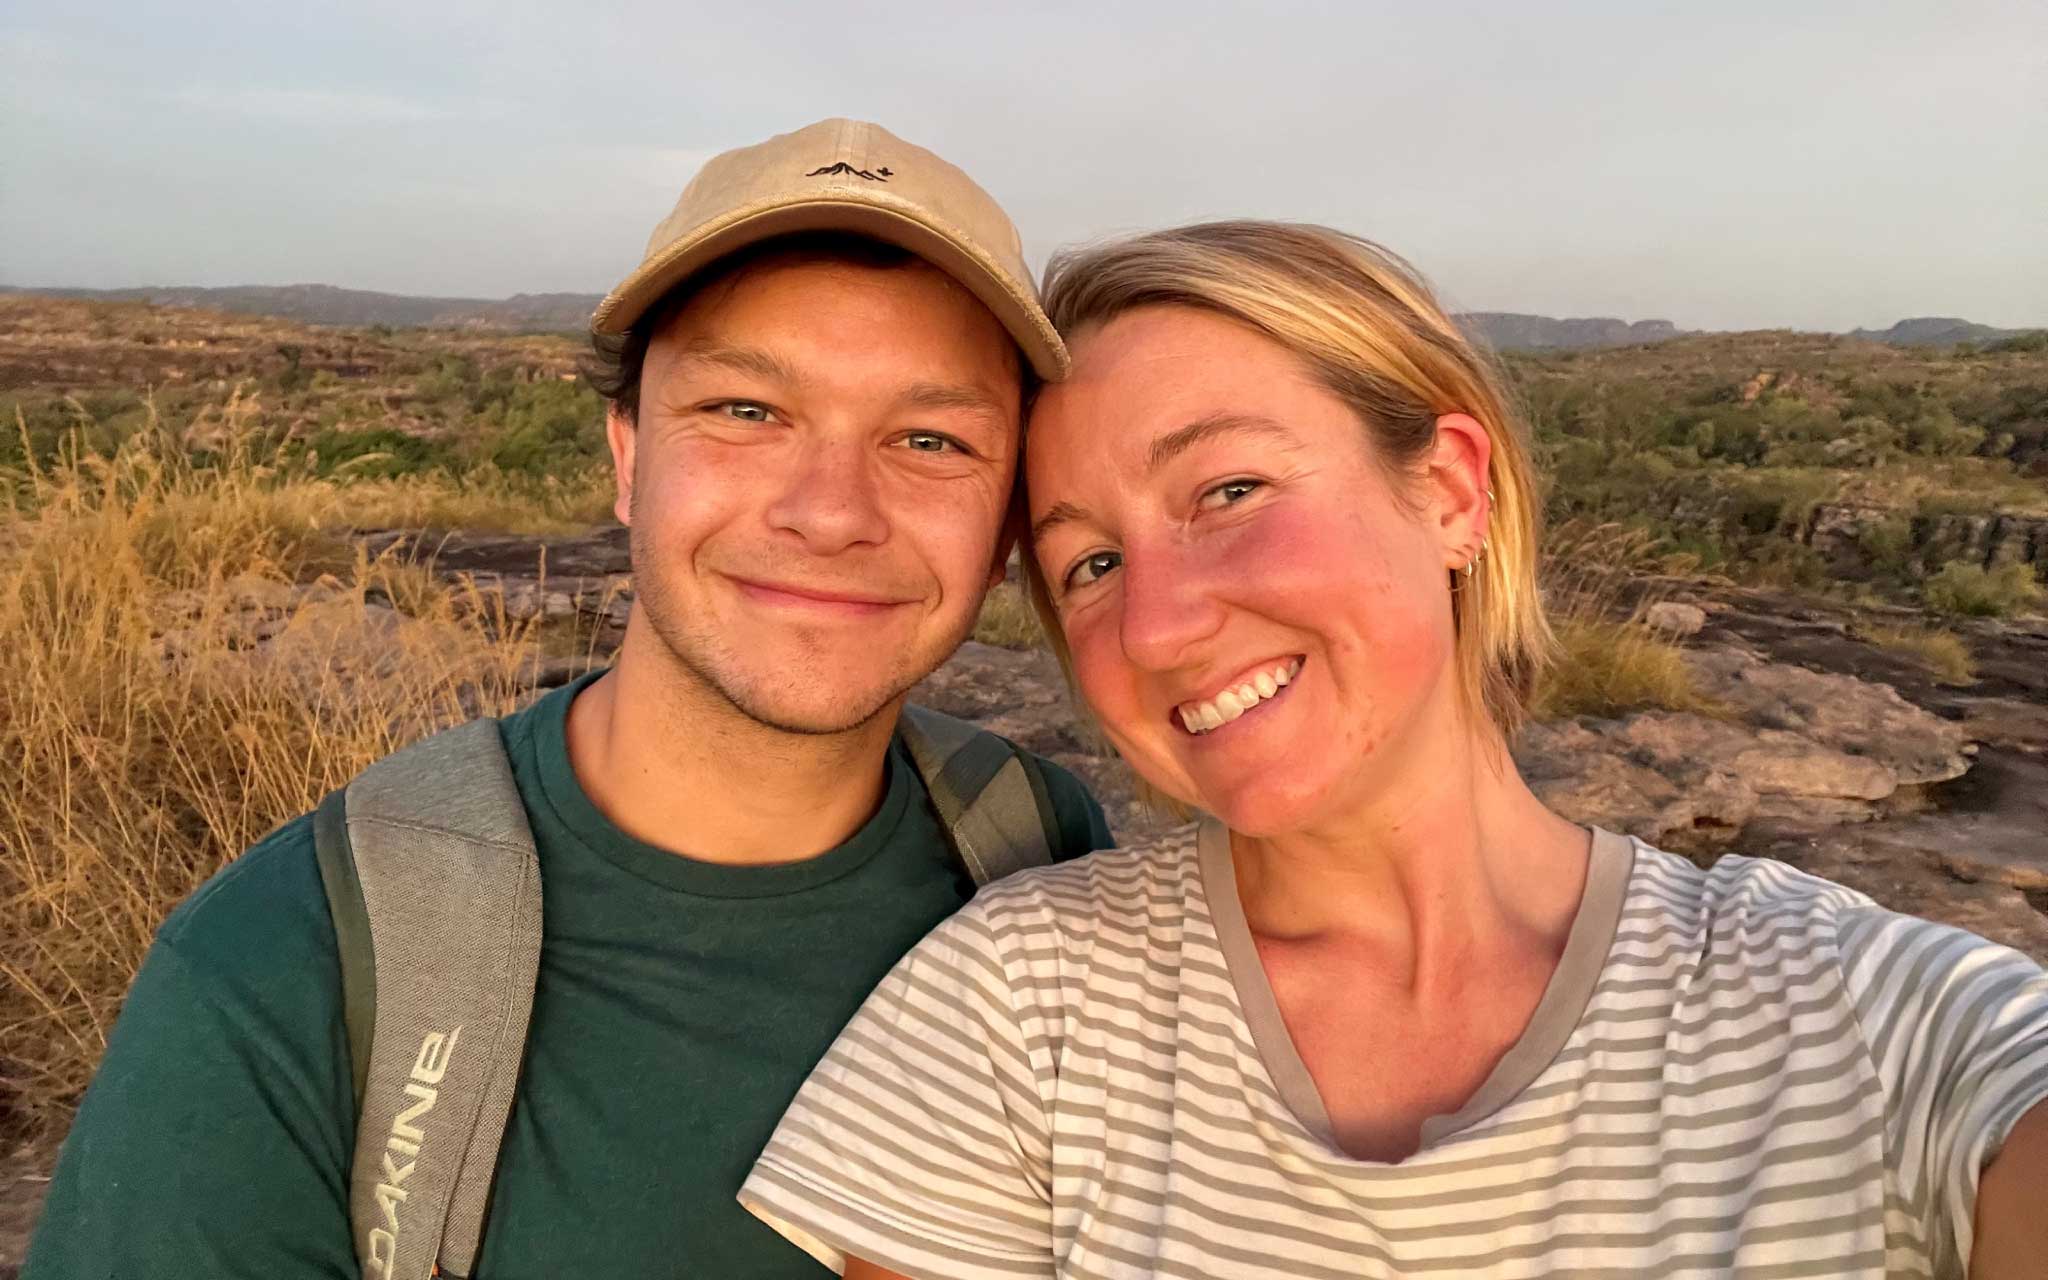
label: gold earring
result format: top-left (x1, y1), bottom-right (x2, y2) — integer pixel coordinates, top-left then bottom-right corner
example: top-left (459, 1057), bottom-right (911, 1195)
top-left (1463, 535), bottom-right (1489, 577)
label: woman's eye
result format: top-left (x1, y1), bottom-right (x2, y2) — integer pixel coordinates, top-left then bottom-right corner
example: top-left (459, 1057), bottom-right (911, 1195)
top-left (717, 401), bottom-right (775, 423)
top-left (1198, 478), bottom-right (1263, 511)
top-left (1064, 550), bottom-right (1122, 591)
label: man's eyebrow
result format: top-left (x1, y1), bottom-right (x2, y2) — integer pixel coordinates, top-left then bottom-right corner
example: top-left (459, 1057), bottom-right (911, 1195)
top-left (1030, 499), bottom-right (1091, 545)
top-left (899, 382), bottom-right (1012, 422)
top-left (671, 339), bottom-right (804, 385)
top-left (1147, 412), bottom-right (1301, 473)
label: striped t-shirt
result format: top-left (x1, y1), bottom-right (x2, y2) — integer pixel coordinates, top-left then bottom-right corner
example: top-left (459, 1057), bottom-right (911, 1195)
top-left (741, 823), bottom-right (2048, 1278)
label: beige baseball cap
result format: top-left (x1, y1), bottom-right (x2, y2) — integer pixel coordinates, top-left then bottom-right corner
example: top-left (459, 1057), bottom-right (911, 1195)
top-left (592, 118), bottom-right (1067, 380)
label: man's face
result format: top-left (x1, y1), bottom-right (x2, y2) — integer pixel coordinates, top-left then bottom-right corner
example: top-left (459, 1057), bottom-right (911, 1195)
top-left (610, 255), bottom-right (1022, 735)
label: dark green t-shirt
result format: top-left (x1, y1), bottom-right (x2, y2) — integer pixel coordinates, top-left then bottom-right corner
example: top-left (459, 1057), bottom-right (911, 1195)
top-left (26, 675), bottom-right (1111, 1278)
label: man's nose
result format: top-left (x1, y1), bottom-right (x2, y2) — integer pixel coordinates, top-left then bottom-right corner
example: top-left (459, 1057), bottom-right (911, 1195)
top-left (764, 438), bottom-right (890, 554)
top-left (1116, 540), bottom-right (1225, 674)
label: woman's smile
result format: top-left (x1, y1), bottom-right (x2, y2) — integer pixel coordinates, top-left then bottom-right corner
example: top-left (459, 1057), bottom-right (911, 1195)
top-left (1174, 655), bottom-right (1304, 735)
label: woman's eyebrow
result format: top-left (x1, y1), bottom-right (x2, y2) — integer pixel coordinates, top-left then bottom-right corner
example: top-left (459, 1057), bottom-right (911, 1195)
top-left (1034, 413), bottom-right (1296, 542)
top-left (1030, 500), bottom-right (1091, 544)
top-left (1147, 412), bottom-right (1300, 473)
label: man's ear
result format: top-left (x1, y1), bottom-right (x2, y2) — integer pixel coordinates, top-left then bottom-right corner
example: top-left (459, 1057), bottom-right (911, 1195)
top-left (1428, 412), bottom-right (1494, 570)
top-left (605, 405), bottom-right (636, 526)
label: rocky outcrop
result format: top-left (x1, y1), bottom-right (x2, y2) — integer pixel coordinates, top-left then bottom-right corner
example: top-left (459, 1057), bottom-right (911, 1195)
top-left (1642, 601), bottom-right (1707, 637)
top-left (1682, 647), bottom-right (1971, 786)
top-left (1802, 502), bottom-right (2048, 574)
top-left (1513, 645), bottom-right (1970, 847)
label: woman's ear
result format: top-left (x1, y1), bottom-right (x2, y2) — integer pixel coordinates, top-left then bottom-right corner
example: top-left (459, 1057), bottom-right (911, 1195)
top-left (1428, 413), bottom-right (1494, 571)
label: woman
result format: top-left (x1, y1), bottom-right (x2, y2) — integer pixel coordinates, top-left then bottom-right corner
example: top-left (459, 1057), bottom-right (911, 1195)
top-left (739, 222), bottom-right (2048, 1278)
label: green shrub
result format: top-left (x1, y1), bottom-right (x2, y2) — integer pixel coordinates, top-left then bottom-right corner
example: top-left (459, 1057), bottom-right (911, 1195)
top-left (1985, 331), bottom-right (2048, 355)
top-left (1903, 405), bottom-right (1986, 458)
top-left (1923, 560), bottom-right (2044, 618)
top-left (302, 426), bottom-right (451, 478)
top-left (415, 355), bottom-right (481, 404)
top-left (1719, 470), bottom-right (1836, 538)
top-left (482, 380), bottom-right (608, 475)
top-left (1857, 515), bottom-right (1917, 577)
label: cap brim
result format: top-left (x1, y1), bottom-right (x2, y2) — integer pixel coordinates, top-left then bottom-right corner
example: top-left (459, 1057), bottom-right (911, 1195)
top-left (590, 194), bottom-right (1068, 381)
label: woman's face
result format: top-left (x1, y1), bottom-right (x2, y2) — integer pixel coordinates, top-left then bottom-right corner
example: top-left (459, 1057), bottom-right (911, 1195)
top-left (1027, 305), bottom-right (1468, 837)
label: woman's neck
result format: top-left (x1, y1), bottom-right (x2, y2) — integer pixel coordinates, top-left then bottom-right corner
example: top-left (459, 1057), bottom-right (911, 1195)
top-left (1229, 706), bottom-right (1591, 995)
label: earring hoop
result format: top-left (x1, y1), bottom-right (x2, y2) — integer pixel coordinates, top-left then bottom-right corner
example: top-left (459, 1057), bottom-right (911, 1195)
top-left (1462, 534), bottom-right (1489, 577)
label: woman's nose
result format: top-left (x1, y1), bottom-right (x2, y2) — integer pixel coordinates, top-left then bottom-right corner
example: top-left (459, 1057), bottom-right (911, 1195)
top-left (764, 440), bottom-right (889, 553)
top-left (1116, 544), bottom-right (1225, 674)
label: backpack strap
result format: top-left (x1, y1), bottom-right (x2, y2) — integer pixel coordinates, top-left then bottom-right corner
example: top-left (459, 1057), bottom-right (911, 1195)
top-left (312, 718), bottom-right (543, 1280)
top-left (899, 704), bottom-right (1059, 887)
top-left (313, 788), bottom-right (374, 1108)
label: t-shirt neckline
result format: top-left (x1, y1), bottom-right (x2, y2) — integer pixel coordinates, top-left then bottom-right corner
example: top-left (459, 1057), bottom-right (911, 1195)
top-left (1197, 819), bottom-right (1636, 1155)
top-left (521, 672), bottom-right (916, 899)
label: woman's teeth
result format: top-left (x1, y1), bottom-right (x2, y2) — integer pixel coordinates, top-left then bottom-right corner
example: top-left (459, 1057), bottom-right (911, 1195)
top-left (1178, 659), bottom-right (1303, 734)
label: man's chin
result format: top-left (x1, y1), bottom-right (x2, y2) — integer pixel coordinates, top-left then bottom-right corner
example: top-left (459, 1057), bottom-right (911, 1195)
top-left (715, 675), bottom-right (909, 738)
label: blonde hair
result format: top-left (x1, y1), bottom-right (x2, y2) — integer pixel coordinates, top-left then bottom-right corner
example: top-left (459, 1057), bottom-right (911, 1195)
top-left (1026, 220), bottom-right (1554, 740)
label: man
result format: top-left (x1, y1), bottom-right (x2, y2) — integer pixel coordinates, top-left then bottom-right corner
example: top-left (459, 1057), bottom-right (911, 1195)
top-left (27, 119), bottom-right (1110, 1277)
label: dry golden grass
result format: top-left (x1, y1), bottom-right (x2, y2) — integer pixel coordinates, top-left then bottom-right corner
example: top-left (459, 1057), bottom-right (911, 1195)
top-left (1532, 522), bottom-right (1715, 721)
top-left (0, 415), bottom-right (584, 1139)
top-left (1864, 623), bottom-right (1977, 684)
top-left (1532, 615), bottom-right (1711, 721)
top-left (334, 466), bottom-right (617, 536)
top-left (971, 581), bottom-right (1045, 650)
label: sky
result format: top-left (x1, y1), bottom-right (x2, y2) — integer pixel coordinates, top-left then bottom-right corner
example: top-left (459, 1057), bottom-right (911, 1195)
top-left (3, 0), bottom-right (2043, 332)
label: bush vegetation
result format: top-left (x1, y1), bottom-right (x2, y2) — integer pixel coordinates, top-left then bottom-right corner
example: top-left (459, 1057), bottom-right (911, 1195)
top-left (3, 297), bottom-right (2043, 1140)
top-left (1512, 331), bottom-right (2047, 603)
top-left (1862, 624), bottom-right (1976, 684)
top-left (1529, 523), bottom-right (1716, 720)
top-left (1922, 561), bottom-right (2046, 618)
top-left (972, 581), bottom-right (1045, 649)
top-left (0, 418), bottom-right (605, 1138)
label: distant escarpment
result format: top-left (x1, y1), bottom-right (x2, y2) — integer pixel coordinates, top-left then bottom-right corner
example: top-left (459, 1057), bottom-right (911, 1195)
top-left (1461, 313), bottom-right (1686, 352)
top-left (0, 284), bottom-right (605, 334)
top-left (3, 285), bottom-right (2039, 360)
top-left (1850, 318), bottom-right (2044, 348)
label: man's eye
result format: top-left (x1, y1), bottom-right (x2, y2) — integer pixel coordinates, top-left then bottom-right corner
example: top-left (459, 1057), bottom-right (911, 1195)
top-left (1198, 478), bottom-right (1263, 511)
top-left (901, 432), bottom-right (961, 454)
top-left (718, 402), bottom-right (775, 423)
top-left (1064, 550), bottom-right (1122, 591)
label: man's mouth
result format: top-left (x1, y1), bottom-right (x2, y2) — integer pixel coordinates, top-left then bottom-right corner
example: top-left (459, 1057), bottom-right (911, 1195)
top-left (1176, 657), bottom-right (1304, 735)
top-left (727, 576), bottom-right (914, 613)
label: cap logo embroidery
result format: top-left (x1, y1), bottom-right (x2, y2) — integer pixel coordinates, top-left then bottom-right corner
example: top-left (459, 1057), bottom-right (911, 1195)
top-left (806, 162), bottom-right (891, 182)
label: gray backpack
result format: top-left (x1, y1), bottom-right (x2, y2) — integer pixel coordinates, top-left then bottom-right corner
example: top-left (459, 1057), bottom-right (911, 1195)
top-left (311, 704), bottom-right (1062, 1280)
